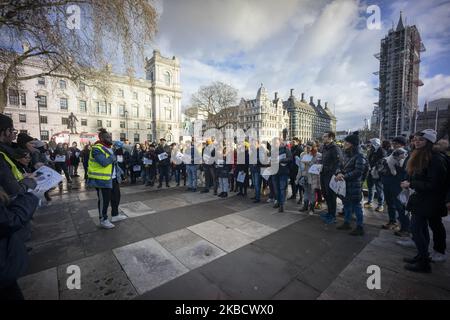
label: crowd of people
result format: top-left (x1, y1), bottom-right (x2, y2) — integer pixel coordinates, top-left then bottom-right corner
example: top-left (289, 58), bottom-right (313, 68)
top-left (1, 110), bottom-right (449, 299)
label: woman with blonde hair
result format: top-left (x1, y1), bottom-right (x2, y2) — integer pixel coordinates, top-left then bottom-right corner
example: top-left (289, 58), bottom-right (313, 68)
top-left (297, 142), bottom-right (321, 215)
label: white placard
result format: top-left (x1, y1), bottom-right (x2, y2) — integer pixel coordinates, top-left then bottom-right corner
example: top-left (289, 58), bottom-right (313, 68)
top-left (203, 154), bottom-right (211, 163)
top-left (133, 165), bottom-right (141, 172)
top-left (308, 164), bottom-right (323, 175)
top-left (33, 166), bottom-right (63, 193)
top-left (329, 175), bottom-right (346, 197)
top-left (75, 152), bottom-right (80, 158)
top-left (116, 155), bottom-right (123, 163)
top-left (398, 188), bottom-right (415, 205)
top-left (143, 157), bottom-right (152, 165)
top-left (176, 152), bottom-right (184, 160)
top-left (237, 171), bottom-right (246, 183)
top-left (158, 152), bottom-right (168, 161)
top-left (301, 154), bottom-right (313, 162)
top-left (278, 153), bottom-right (286, 161)
top-left (55, 155), bottom-right (66, 162)
top-left (216, 159), bottom-right (224, 165)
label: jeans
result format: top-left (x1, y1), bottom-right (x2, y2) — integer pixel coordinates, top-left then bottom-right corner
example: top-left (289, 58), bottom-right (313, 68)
top-left (367, 175), bottom-right (384, 206)
top-left (204, 165), bottom-right (217, 192)
top-left (251, 168), bottom-right (262, 201)
top-left (320, 174), bottom-right (337, 217)
top-left (159, 165), bottom-right (170, 185)
top-left (343, 199), bottom-right (364, 227)
top-left (55, 162), bottom-right (70, 181)
top-left (186, 164), bottom-right (198, 189)
top-left (272, 174), bottom-right (289, 205)
top-left (411, 214), bottom-right (430, 259)
top-left (96, 178), bottom-right (121, 221)
top-left (384, 182), bottom-right (409, 229)
top-left (218, 177), bottom-right (229, 193)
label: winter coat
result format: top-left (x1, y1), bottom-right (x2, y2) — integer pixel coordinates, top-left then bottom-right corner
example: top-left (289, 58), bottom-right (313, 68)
top-left (0, 193), bottom-right (39, 288)
top-left (87, 145), bottom-right (123, 189)
top-left (321, 142), bottom-right (343, 177)
top-left (156, 145), bottom-right (171, 167)
top-left (296, 152), bottom-right (321, 190)
top-left (215, 157), bottom-right (231, 178)
top-left (338, 147), bottom-right (366, 202)
top-left (276, 146), bottom-right (292, 176)
top-left (130, 149), bottom-right (144, 167)
top-left (407, 152), bottom-right (448, 218)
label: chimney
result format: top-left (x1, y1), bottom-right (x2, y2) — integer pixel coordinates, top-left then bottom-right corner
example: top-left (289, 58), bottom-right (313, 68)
top-left (310, 96), bottom-right (313, 104)
top-left (301, 93), bottom-right (305, 101)
top-left (290, 89), bottom-right (294, 97)
top-left (274, 92), bottom-right (278, 100)
top-left (317, 99), bottom-right (321, 107)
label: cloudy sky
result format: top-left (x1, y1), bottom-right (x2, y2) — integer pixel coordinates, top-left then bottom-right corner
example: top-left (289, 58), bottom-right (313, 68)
top-left (150, 0), bottom-right (450, 131)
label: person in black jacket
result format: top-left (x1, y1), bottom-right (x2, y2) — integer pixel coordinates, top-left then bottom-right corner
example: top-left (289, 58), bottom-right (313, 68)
top-left (130, 143), bottom-right (143, 184)
top-left (320, 131), bottom-right (343, 224)
top-left (0, 190), bottom-right (40, 300)
top-left (364, 138), bottom-right (386, 212)
top-left (336, 131), bottom-right (367, 236)
top-left (272, 138), bottom-right (292, 213)
top-left (288, 138), bottom-right (303, 201)
top-left (156, 138), bottom-right (171, 188)
top-left (401, 129), bottom-right (448, 273)
top-left (216, 147), bottom-right (232, 197)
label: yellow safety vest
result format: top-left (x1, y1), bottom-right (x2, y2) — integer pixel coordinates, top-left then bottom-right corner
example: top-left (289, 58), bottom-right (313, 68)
top-left (87, 144), bottom-right (113, 181)
top-left (0, 151), bottom-right (24, 181)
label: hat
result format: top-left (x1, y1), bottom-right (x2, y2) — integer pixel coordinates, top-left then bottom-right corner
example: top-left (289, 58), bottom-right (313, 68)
top-left (30, 140), bottom-right (45, 149)
top-left (17, 133), bottom-right (34, 146)
top-left (369, 138), bottom-right (381, 150)
top-left (418, 129), bottom-right (437, 144)
top-left (344, 131), bottom-right (360, 146)
top-left (392, 136), bottom-right (407, 146)
top-left (113, 140), bottom-right (124, 148)
top-left (0, 114), bottom-right (13, 130)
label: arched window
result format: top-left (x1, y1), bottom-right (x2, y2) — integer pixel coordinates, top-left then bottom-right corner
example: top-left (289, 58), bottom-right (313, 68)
top-left (164, 71), bottom-right (171, 86)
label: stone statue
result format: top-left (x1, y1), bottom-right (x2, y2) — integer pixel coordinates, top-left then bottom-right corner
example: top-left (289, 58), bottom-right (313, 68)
top-left (68, 112), bottom-right (79, 134)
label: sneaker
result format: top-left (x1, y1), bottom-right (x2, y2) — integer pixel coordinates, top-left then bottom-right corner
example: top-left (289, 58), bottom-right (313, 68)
top-left (100, 219), bottom-right (115, 229)
top-left (431, 251), bottom-right (447, 263)
top-left (267, 198), bottom-right (274, 203)
top-left (396, 238), bottom-right (416, 248)
top-left (375, 206), bottom-right (384, 212)
top-left (381, 222), bottom-right (397, 230)
top-left (337, 223), bottom-right (352, 230)
top-left (349, 226), bottom-right (364, 236)
top-left (324, 217), bottom-right (337, 225)
top-left (364, 202), bottom-right (373, 208)
top-left (111, 213), bottom-right (128, 223)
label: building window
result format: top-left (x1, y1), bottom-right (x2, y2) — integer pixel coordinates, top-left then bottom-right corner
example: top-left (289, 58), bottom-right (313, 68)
top-left (165, 108), bottom-right (172, 120)
top-left (59, 80), bottom-right (67, 89)
top-left (145, 94), bottom-right (151, 102)
top-left (107, 103), bottom-right (112, 115)
top-left (120, 121), bottom-right (126, 129)
top-left (134, 122), bottom-right (139, 129)
top-left (134, 133), bottom-right (140, 143)
top-left (145, 107), bottom-right (151, 118)
top-left (119, 104), bottom-right (126, 117)
top-left (20, 92), bottom-right (26, 106)
top-left (106, 120), bottom-right (112, 127)
top-left (40, 130), bottom-right (49, 141)
top-left (79, 100), bottom-right (87, 113)
top-left (132, 106), bottom-right (139, 117)
top-left (62, 117), bottom-right (69, 125)
top-left (60, 97), bottom-right (68, 110)
top-left (79, 82), bottom-right (85, 92)
top-left (19, 114), bottom-right (26, 123)
top-left (133, 92), bottom-right (138, 100)
top-left (37, 95), bottom-right (47, 109)
top-left (120, 133), bottom-right (126, 141)
top-left (118, 88), bottom-right (124, 98)
top-left (164, 71), bottom-right (171, 86)
top-left (97, 120), bottom-right (102, 128)
top-left (147, 134), bottom-right (152, 142)
top-left (38, 77), bottom-right (45, 85)
top-left (147, 122), bottom-right (151, 129)
top-left (40, 115), bottom-right (48, 124)
top-left (81, 119), bottom-right (87, 126)
top-left (8, 89), bottom-right (19, 105)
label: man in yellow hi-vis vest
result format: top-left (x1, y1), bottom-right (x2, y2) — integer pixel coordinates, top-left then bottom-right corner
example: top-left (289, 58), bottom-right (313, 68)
top-left (87, 128), bottom-right (126, 229)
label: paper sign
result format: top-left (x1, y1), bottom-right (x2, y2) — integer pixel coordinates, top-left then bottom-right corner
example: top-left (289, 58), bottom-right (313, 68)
top-left (75, 152), bottom-right (80, 158)
top-left (33, 166), bottom-right (63, 193)
top-left (176, 152), bottom-right (184, 160)
top-left (143, 157), bottom-right (152, 165)
top-left (237, 171), bottom-right (246, 183)
top-left (301, 154), bottom-right (313, 162)
top-left (278, 153), bottom-right (286, 161)
top-left (133, 165), bottom-right (141, 172)
top-left (308, 164), bottom-right (323, 175)
top-left (116, 155), bottom-right (123, 163)
top-left (158, 152), bottom-right (168, 161)
top-left (329, 175), bottom-right (346, 197)
top-left (55, 155), bottom-right (66, 162)
top-left (216, 159), bottom-right (225, 165)
top-left (203, 154), bottom-right (211, 163)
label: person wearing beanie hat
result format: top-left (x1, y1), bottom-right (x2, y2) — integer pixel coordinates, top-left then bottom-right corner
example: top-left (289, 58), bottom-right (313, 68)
top-left (400, 129), bottom-right (449, 272)
top-left (364, 138), bottom-right (387, 212)
top-left (392, 135), bottom-right (407, 147)
top-left (16, 133), bottom-right (34, 148)
top-left (335, 131), bottom-right (367, 236)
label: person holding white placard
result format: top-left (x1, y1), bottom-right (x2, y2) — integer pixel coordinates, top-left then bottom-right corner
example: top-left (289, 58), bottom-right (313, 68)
top-left (272, 138), bottom-right (292, 212)
top-left (53, 143), bottom-right (72, 186)
top-left (297, 142), bottom-right (321, 215)
top-left (130, 143), bottom-right (143, 184)
top-left (143, 143), bottom-right (158, 187)
top-left (235, 142), bottom-right (249, 196)
top-left (156, 138), bottom-right (171, 188)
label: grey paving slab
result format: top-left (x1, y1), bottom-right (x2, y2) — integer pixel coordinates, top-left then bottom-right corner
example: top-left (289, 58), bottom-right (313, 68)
top-left (18, 267), bottom-right (58, 300)
top-left (142, 196), bottom-right (190, 212)
top-left (173, 191), bottom-right (219, 205)
top-left (26, 235), bottom-right (86, 275)
top-left (113, 238), bottom-right (189, 295)
top-left (136, 270), bottom-right (230, 300)
top-left (272, 279), bottom-right (321, 300)
top-left (234, 220), bottom-right (277, 239)
top-left (238, 207), bottom-right (307, 230)
top-left (118, 201), bottom-right (156, 217)
top-left (214, 214), bottom-right (253, 229)
top-left (28, 211), bottom-right (78, 247)
top-left (188, 220), bottom-right (256, 252)
top-left (80, 219), bottom-right (154, 256)
top-left (198, 244), bottom-right (301, 299)
top-left (155, 229), bottom-right (226, 270)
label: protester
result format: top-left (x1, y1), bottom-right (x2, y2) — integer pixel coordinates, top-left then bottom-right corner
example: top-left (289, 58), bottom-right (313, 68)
top-left (80, 144), bottom-right (91, 181)
top-left (156, 138), bottom-right (171, 188)
top-left (235, 142), bottom-right (250, 196)
top-left (272, 138), bottom-right (292, 213)
top-left (87, 128), bottom-right (126, 229)
top-left (69, 142), bottom-right (81, 177)
top-left (335, 131), bottom-right (367, 236)
top-left (216, 147), bottom-right (232, 198)
top-left (130, 143), bottom-right (143, 184)
top-left (143, 143), bottom-right (158, 187)
top-left (364, 138), bottom-right (386, 212)
top-left (185, 138), bottom-right (200, 192)
top-left (53, 143), bottom-right (72, 187)
top-left (288, 138), bottom-right (302, 201)
top-left (402, 129), bottom-right (448, 273)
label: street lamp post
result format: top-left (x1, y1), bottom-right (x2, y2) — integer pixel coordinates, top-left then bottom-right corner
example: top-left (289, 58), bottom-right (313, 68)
top-left (35, 95), bottom-right (42, 140)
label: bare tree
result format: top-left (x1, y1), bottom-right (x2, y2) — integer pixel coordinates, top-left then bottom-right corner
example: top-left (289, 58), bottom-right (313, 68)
top-left (0, 0), bottom-right (158, 112)
top-left (191, 81), bottom-right (238, 130)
